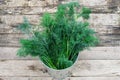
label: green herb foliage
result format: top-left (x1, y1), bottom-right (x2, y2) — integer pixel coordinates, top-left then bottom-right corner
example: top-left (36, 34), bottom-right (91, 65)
top-left (17, 2), bottom-right (98, 69)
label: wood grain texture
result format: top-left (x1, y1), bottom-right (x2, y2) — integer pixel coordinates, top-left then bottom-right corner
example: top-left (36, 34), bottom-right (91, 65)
top-left (0, 14), bottom-right (119, 34)
top-left (0, 6), bottom-right (112, 15)
top-left (72, 60), bottom-right (120, 77)
top-left (0, 7), bottom-right (57, 15)
top-left (0, 60), bottom-right (120, 77)
top-left (0, 14), bottom-right (119, 26)
top-left (0, 15), bottom-right (40, 25)
top-left (1, 0), bottom-right (119, 15)
top-left (0, 33), bottom-right (120, 47)
top-left (0, 47), bottom-right (120, 60)
top-left (98, 34), bottom-right (120, 46)
top-left (0, 0), bottom-right (120, 79)
top-left (80, 47), bottom-right (120, 60)
top-left (0, 33), bottom-right (24, 47)
top-left (0, 25), bottom-right (120, 34)
top-left (30, 77), bottom-right (120, 80)
top-left (0, 0), bottom-right (45, 7)
top-left (79, 0), bottom-right (108, 6)
top-left (0, 0), bottom-right (108, 7)
top-left (0, 14), bottom-right (119, 46)
top-left (0, 77), bottom-right (120, 80)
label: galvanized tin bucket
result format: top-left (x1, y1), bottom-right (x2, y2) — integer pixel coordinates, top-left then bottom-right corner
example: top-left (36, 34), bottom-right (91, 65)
top-left (40, 53), bottom-right (80, 80)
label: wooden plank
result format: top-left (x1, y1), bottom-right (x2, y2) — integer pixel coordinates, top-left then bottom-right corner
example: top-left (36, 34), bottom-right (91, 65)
top-left (0, 6), bottom-right (112, 15)
top-left (98, 34), bottom-right (120, 46)
top-left (0, 14), bottom-right (119, 34)
top-left (1, 0), bottom-right (120, 14)
top-left (0, 77), bottom-right (28, 80)
top-left (0, 0), bottom-right (108, 7)
top-left (0, 47), bottom-right (35, 60)
top-left (0, 0), bottom-right (45, 7)
top-left (0, 14), bottom-right (119, 46)
top-left (0, 0), bottom-right (119, 15)
top-left (99, 40), bottom-right (120, 46)
top-left (0, 24), bottom-right (22, 34)
top-left (78, 0), bottom-right (108, 6)
top-left (0, 14), bottom-right (119, 26)
top-left (107, 0), bottom-right (120, 10)
top-left (1, 0), bottom-right (119, 14)
top-left (72, 60), bottom-right (120, 77)
top-left (0, 77), bottom-right (120, 80)
top-left (0, 15), bottom-right (40, 25)
top-left (0, 47), bottom-right (120, 60)
top-left (0, 33), bottom-right (120, 47)
top-left (0, 60), bottom-right (49, 77)
top-left (0, 7), bottom-right (56, 15)
top-left (0, 33), bottom-right (24, 47)
top-left (1, 24), bottom-right (120, 35)
top-left (0, 25), bottom-right (120, 46)
top-left (0, 60), bottom-right (120, 77)
top-left (80, 47), bottom-right (120, 60)
top-left (89, 14), bottom-right (119, 26)
top-left (30, 77), bottom-right (120, 80)
top-left (91, 25), bottom-right (120, 34)
top-left (0, 25), bottom-right (113, 34)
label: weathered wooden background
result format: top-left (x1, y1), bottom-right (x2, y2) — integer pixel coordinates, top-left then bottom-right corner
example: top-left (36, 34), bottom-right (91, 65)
top-left (0, 0), bottom-right (120, 80)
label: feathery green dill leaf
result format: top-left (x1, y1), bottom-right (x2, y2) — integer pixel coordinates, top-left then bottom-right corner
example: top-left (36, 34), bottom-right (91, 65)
top-left (17, 2), bottom-right (98, 70)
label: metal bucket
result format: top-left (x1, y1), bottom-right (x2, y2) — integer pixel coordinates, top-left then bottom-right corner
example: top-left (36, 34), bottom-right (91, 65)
top-left (40, 54), bottom-right (80, 80)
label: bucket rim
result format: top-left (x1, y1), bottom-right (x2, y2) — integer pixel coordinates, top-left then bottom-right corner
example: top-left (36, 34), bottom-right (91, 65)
top-left (39, 53), bottom-right (80, 71)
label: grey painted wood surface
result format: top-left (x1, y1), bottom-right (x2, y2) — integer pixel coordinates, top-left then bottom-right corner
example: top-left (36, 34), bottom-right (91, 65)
top-left (0, 0), bottom-right (120, 80)
top-left (0, 60), bottom-right (120, 77)
top-left (0, 47), bottom-right (120, 80)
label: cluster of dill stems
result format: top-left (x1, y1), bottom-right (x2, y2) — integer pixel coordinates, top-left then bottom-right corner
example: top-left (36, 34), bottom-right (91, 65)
top-left (17, 2), bottom-right (98, 69)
